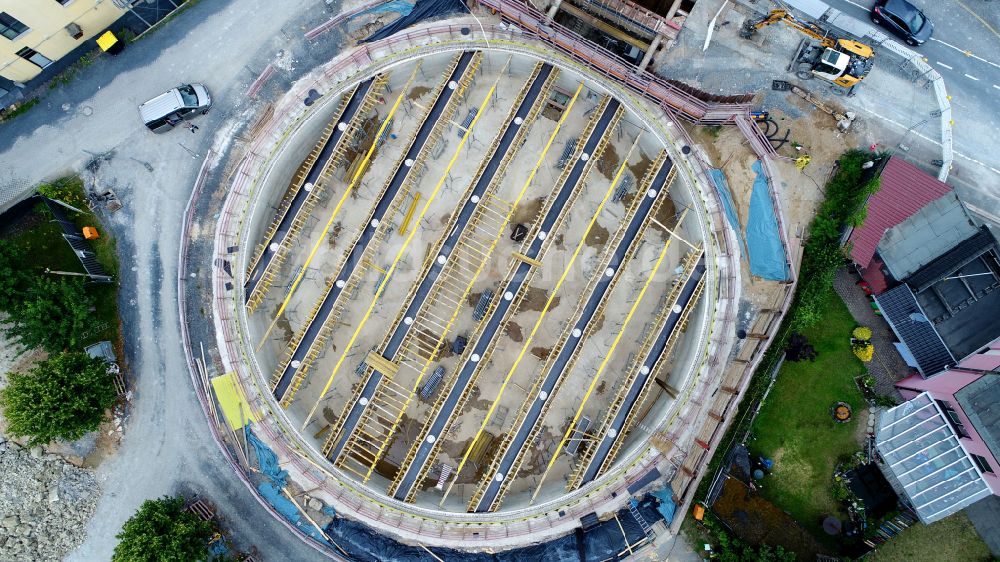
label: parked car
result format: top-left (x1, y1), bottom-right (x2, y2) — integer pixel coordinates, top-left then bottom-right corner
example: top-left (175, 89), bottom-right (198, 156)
top-left (138, 83), bottom-right (212, 133)
top-left (871, 0), bottom-right (933, 45)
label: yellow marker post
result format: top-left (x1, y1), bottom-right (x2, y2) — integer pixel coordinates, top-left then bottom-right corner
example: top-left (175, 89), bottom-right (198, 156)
top-left (301, 67), bottom-right (507, 432)
top-left (256, 64), bottom-right (422, 349)
top-left (529, 222), bottom-right (675, 504)
top-left (439, 121), bottom-right (634, 507)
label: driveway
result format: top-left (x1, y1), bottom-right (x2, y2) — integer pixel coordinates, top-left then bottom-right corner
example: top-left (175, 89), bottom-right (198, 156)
top-left (0, 0), bottom-right (356, 558)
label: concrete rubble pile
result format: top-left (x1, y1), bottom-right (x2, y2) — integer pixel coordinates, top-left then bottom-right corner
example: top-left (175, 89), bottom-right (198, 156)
top-left (0, 438), bottom-right (99, 561)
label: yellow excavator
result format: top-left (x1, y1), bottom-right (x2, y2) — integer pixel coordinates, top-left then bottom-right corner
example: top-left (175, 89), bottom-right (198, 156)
top-left (741, 9), bottom-right (875, 91)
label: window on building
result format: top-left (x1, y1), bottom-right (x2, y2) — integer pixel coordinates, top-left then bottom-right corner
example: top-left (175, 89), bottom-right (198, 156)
top-left (0, 12), bottom-right (29, 40)
top-left (972, 454), bottom-right (995, 475)
top-left (15, 47), bottom-right (52, 69)
top-left (936, 399), bottom-right (971, 439)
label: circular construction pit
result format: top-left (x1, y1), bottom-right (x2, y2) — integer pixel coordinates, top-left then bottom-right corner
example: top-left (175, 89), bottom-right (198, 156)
top-left (212, 39), bottom-right (733, 550)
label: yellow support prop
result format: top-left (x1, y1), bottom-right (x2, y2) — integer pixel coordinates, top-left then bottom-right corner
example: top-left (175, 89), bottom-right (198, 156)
top-left (255, 63), bottom-right (423, 349)
top-left (398, 193), bottom-right (422, 235)
top-left (530, 218), bottom-right (675, 504)
top-left (511, 251), bottom-right (543, 268)
top-left (301, 58), bottom-right (496, 433)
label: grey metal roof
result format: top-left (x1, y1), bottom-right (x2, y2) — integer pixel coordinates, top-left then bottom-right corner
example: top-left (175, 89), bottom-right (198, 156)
top-left (876, 284), bottom-right (955, 376)
top-left (878, 192), bottom-right (979, 281)
top-left (876, 393), bottom-right (993, 523)
top-left (905, 226), bottom-right (997, 293)
top-left (956, 376), bottom-right (1000, 468)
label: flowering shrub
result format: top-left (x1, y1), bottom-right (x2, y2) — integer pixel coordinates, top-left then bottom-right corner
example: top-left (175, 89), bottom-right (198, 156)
top-left (852, 341), bottom-right (874, 362)
top-left (852, 326), bottom-right (872, 341)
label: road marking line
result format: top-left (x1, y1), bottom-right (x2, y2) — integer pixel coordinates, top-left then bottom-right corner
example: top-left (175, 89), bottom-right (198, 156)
top-left (993, 84), bottom-right (1000, 91)
top-left (954, 0), bottom-right (1000, 42)
top-left (857, 106), bottom-right (1000, 175)
top-left (930, 38), bottom-right (1000, 71)
top-left (937, 62), bottom-right (954, 70)
top-left (965, 73), bottom-right (980, 81)
top-left (842, 0), bottom-right (867, 9)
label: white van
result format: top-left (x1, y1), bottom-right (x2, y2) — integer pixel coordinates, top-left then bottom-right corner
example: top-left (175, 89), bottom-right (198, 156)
top-left (138, 83), bottom-right (212, 133)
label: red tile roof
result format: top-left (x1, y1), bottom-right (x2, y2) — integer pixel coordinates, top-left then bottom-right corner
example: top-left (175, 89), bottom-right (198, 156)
top-left (848, 157), bottom-right (952, 266)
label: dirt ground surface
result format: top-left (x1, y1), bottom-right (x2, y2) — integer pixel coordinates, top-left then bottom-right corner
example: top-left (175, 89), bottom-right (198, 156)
top-left (712, 478), bottom-right (829, 560)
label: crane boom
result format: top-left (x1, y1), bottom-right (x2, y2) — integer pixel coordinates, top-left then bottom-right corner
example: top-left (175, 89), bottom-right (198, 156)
top-left (746, 9), bottom-right (833, 46)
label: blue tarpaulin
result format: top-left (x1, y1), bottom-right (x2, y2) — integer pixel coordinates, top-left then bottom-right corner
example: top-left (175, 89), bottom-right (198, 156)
top-left (746, 160), bottom-right (789, 280)
top-left (708, 168), bottom-right (747, 258)
top-left (321, 499), bottom-right (663, 561)
top-left (362, 0), bottom-right (468, 43)
top-left (650, 486), bottom-right (677, 525)
top-left (258, 483), bottom-right (330, 545)
top-left (350, 0), bottom-right (415, 20)
top-left (246, 427), bottom-right (288, 488)
top-left (247, 427), bottom-right (329, 545)
top-left (258, 482), bottom-right (300, 523)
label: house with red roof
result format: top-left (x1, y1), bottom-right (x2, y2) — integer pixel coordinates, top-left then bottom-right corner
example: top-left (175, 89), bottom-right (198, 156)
top-left (843, 156), bottom-right (1000, 377)
top-left (846, 156), bottom-right (953, 292)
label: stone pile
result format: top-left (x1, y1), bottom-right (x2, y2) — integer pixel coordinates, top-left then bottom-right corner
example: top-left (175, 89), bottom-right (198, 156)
top-left (0, 438), bottom-right (99, 561)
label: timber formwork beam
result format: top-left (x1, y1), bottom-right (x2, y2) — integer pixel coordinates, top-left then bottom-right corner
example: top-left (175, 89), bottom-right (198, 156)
top-left (468, 145), bottom-right (667, 513)
top-left (270, 53), bottom-right (472, 404)
top-left (321, 53), bottom-right (496, 474)
top-left (567, 250), bottom-right (707, 490)
top-left (393, 84), bottom-right (594, 505)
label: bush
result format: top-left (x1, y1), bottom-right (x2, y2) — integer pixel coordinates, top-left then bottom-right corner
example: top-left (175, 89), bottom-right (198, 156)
top-left (0, 97), bottom-right (39, 123)
top-left (703, 513), bottom-right (796, 562)
top-left (36, 175), bottom-right (88, 209)
top-left (0, 351), bottom-right (115, 445)
top-left (852, 341), bottom-right (874, 362)
top-left (113, 496), bottom-right (213, 562)
top-left (2, 276), bottom-right (94, 353)
top-left (792, 151), bottom-right (882, 332)
top-left (852, 326), bottom-right (872, 341)
top-left (873, 394), bottom-right (898, 408)
top-left (785, 332), bottom-right (817, 361)
top-left (0, 239), bottom-right (31, 310)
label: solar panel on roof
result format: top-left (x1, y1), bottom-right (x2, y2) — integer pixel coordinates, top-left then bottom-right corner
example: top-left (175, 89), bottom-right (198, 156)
top-left (876, 285), bottom-right (954, 376)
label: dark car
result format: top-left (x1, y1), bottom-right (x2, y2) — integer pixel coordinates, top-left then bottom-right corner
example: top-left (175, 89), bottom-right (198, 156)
top-left (871, 0), bottom-right (933, 45)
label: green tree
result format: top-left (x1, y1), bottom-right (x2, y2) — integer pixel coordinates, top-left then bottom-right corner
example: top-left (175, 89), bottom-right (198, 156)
top-left (3, 276), bottom-right (93, 352)
top-left (0, 351), bottom-right (115, 445)
top-left (113, 496), bottom-right (213, 562)
top-left (0, 239), bottom-right (30, 310)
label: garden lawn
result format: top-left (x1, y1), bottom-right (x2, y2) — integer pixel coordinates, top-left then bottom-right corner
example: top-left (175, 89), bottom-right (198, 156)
top-left (872, 512), bottom-right (991, 562)
top-left (0, 178), bottom-right (120, 347)
top-left (751, 289), bottom-right (866, 538)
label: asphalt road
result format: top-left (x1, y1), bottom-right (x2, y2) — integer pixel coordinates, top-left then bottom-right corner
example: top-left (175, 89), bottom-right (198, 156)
top-left (826, 0), bottom-right (1000, 201)
top-left (0, 0), bottom-right (359, 558)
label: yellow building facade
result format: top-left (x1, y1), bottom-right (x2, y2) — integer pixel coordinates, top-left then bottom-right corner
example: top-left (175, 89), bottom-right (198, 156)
top-left (0, 0), bottom-right (126, 83)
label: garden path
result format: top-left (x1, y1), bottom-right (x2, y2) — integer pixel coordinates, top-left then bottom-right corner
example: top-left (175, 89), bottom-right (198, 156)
top-left (832, 268), bottom-right (909, 398)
